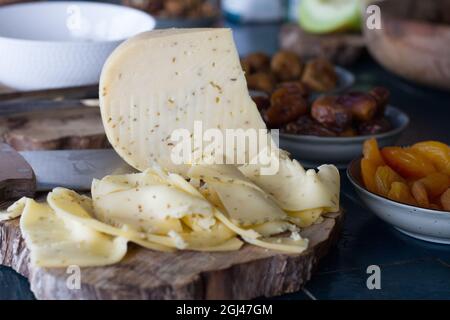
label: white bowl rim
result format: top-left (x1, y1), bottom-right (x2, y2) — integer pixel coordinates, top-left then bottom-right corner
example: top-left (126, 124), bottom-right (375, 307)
top-left (347, 157), bottom-right (450, 218)
top-left (0, 1), bottom-right (155, 45)
top-left (280, 105), bottom-right (410, 144)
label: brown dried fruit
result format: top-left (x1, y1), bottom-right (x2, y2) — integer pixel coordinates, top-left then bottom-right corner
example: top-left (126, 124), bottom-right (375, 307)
top-left (301, 58), bottom-right (337, 92)
top-left (369, 86), bottom-right (390, 115)
top-left (247, 72), bottom-right (275, 94)
top-left (310, 96), bottom-right (352, 131)
top-left (266, 88), bottom-right (308, 127)
top-left (271, 51), bottom-right (303, 82)
top-left (252, 96), bottom-right (271, 111)
top-left (243, 52), bottom-right (271, 74)
top-left (277, 81), bottom-right (310, 99)
top-left (283, 116), bottom-right (337, 137)
top-left (337, 92), bottom-right (378, 122)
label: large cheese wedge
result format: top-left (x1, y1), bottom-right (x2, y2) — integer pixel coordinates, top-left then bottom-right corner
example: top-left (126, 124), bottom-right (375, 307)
top-left (19, 198), bottom-right (128, 267)
top-left (100, 28), bottom-right (266, 174)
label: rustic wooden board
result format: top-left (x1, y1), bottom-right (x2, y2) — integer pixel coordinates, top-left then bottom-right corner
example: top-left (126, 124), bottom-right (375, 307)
top-left (0, 107), bottom-right (108, 151)
top-left (0, 210), bottom-right (342, 300)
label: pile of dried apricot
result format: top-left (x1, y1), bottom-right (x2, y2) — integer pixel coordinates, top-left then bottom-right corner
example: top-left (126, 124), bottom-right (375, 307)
top-left (361, 139), bottom-right (450, 211)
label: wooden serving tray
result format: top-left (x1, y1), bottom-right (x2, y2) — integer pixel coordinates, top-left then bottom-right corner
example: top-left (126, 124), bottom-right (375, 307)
top-left (0, 211), bottom-right (342, 300)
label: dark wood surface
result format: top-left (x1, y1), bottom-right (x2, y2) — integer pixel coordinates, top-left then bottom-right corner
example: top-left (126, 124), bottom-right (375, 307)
top-left (0, 107), bottom-right (108, 151)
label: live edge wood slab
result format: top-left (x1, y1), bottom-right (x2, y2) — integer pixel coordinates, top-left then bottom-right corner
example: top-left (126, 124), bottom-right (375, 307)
top-left (0, 210), bottom-right (342, 300)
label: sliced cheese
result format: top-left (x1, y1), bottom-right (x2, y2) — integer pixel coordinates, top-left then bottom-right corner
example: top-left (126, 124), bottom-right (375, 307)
top-left (179, 222), bottom-right (236, 249)
top-left (251, 221), bottom-right (297, 237)
top-left (288, 208), bottom-right (324, 228)
top-left (239, 151), bottom-right (340, 212)
top-left (100, 28), bottom-right (266, 174)
top-left (188, 164), bottom-right (286, 225)
top-left (47, 188), bottom-right (175, 251)
top-left (214, 211), bottom-right (260, 239)
top-left (91, 170), bottom-right (215, 235)
top-left (20, 198), bottom-right (128, 267)
top-left (243, 236), bottom-right (308, 254)
top-left (0, 197), bottom-right (27, 221)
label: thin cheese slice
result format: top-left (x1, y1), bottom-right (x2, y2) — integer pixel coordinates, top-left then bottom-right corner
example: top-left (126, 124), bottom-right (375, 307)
top-left (180, 222), bottom-right (236, 249)
top-left (47, 188), bottom-right (175, 251)
top-left (20, 198), bottom-right (128, 267)
top-left (100, 28), bottom-right (266, 174)
top-left (239, 151), bottom-right (340, 212)
top-left (188, 164), bottom-right (287, 225)
top-left (91, 170), bottom-right (215, 235)
top-left (288, 208), bottom-right (324, 228)
top-left (243, 236), bottom-right (308, 254)
top-left (251, 221), bottom-right (297, 237)
top-left (0, 197), bottom-right (27, 221)
top-left (188, 238), bottom-right (243, 252)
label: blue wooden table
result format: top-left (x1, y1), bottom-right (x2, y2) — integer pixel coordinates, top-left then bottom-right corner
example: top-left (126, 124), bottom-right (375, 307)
top-left (1, 22), bottom-right (450, 300)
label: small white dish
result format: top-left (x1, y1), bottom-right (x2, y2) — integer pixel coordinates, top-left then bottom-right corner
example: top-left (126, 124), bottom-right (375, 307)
top-left (348, 158), bottom-right (450, 244)
top-left (0, 1), bottom-right (155, 90)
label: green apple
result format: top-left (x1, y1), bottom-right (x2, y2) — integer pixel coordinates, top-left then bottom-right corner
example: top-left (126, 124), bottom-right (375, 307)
top-left (299, 0), bottom-right (362, 34)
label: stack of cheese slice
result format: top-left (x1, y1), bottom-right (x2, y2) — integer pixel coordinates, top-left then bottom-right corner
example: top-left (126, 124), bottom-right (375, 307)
top-left (1, 28), bottom-right (340, 268)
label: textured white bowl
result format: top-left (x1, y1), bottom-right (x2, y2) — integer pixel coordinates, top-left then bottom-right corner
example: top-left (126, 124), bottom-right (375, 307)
top-left (348, 158), bottom-right (450, 244)
top-left (0, 1), bottom-right (155, 90)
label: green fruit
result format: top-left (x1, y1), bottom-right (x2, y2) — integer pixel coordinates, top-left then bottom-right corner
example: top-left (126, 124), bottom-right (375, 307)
top-left (299, 0), bottom-right (362, 34)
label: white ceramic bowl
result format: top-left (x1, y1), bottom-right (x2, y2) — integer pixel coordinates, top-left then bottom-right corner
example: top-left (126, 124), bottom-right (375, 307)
top-left (0, 1), bottom-right (155, 90)
top-left (348, 158), bottom-right (450, 244)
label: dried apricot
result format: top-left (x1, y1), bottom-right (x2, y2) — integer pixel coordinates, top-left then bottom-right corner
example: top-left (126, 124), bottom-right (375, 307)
top-left (429, 203), bottom-right (442, 211)
top-left (441, 188), bottom-right (450, 211)
top-left (381, 147), bottom-right (436, 179)
top-left (388, 182), bottom-right (417, 206)
top-left (411, 181), bottom-right (430, 208)
top-left (361, 159), bottom-right (378, 194)
top-left (411, 141), bottom-right (450, 175)
top-left (374, 166), bottom-right (405, 196)
top-left (418, 172), bottom-right (450, 198)
top-left (363, 138), bottom-right (385, 167)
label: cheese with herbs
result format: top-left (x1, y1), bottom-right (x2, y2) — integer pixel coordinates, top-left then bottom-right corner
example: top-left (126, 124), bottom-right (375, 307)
top-left (100, 28), bottom-right (265, 173)
top-left (20, 198), bottom-right (128, 267)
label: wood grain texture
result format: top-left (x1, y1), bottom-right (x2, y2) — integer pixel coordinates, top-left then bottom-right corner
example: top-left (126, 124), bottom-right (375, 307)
top-left (0, 107), bottom-right (109, 151)
top-left (0, 211), bottom-right (342, 300)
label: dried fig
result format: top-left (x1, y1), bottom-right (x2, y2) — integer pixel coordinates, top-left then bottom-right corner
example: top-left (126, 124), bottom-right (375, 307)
top-left (247, 72), bottom-right (275, 94)
top-left (337, 92), bottom-right (378, 122)
top-left (266, 88), bottom-right (308, 127)
top-left (310, 95), bottom-right (352, 131)
top-left (301, 58), bottom-right (337, 92)
top-left (271, 51), bottom-right (303, 81)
